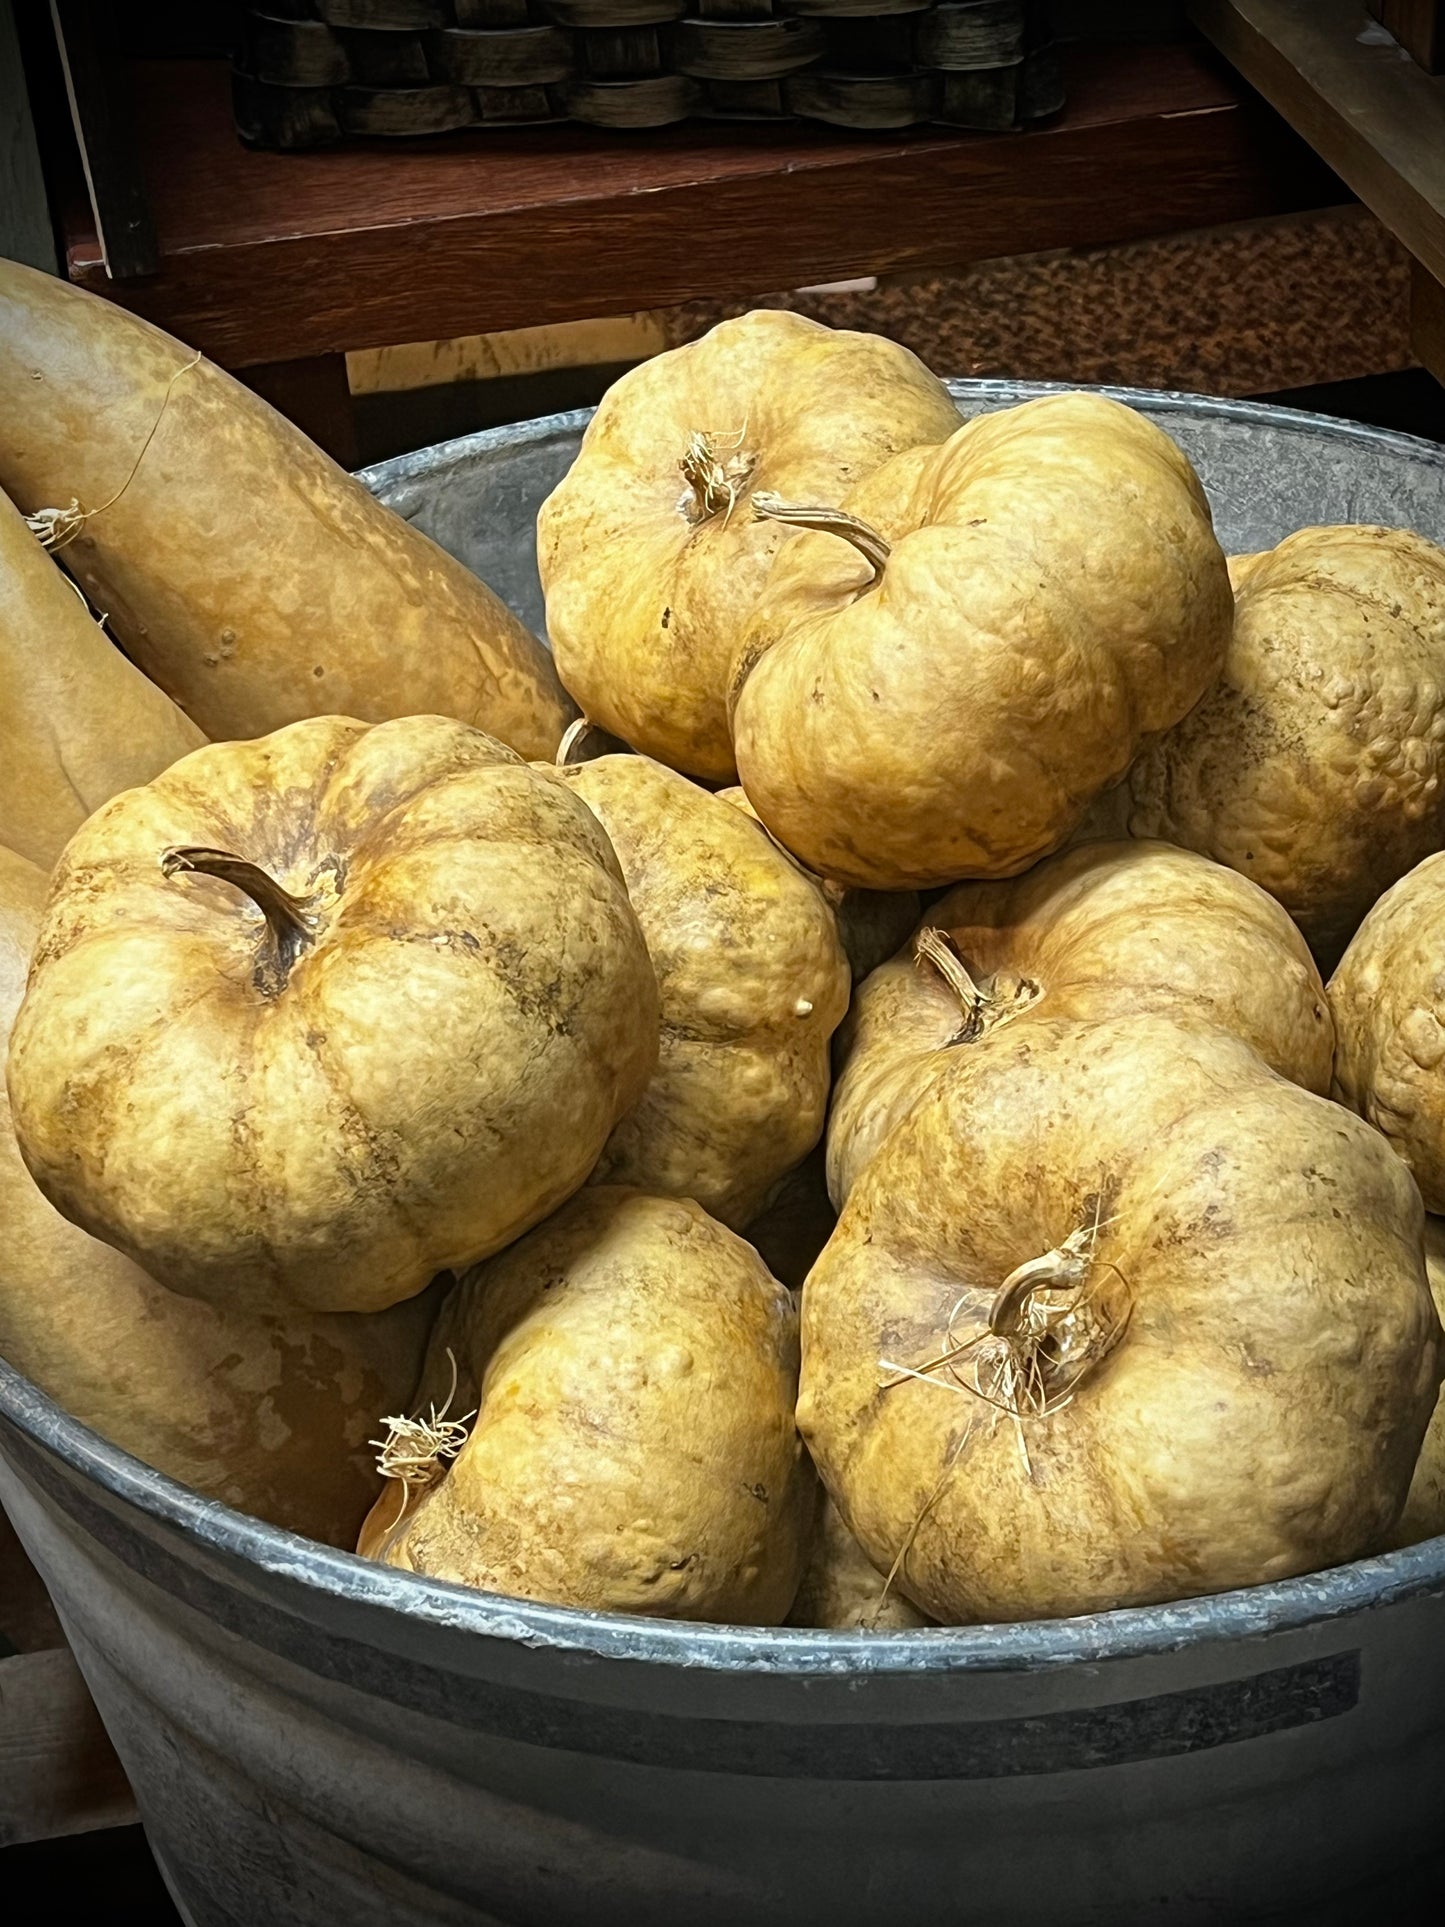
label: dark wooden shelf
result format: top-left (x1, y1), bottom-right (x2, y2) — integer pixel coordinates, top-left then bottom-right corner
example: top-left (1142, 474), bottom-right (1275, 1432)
top-left (1192, 0), bottom-right (1445, 284)
top-left (61, 41), bottom-right (1341, 368)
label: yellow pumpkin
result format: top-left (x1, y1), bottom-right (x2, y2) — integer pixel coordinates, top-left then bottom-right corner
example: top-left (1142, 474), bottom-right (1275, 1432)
top-left (716, 782), bottom-right (919, 983)
top-left (828, 839), bottom-right (1333, 1209)
top-left (7, 716), bottom-right (657, 1315)
top-left (802, 1012), bottom-right (1439, 1623)
top-left (1394, 1215), bottom-right (1445, 1548)
top-left (730, 392), bottom-right (1231, 889)
top-left (1, 485), bottom-right (203, 869)
top-left (361, 1189), bottom-right (813, 1624)
top-left (0, 259), bottom-right (572, 758)
top-left (787, 1492), bottom-right (932, 1631)
top-left (0, 840), bottom-right (436, 1547)
top-left (537, 311), bottom-right (960, 781)
top-left (556, 753), bottom-right (849, 1228)
top-left (1094, 526), bottom-right (1445, 968)
top-left (1330, 849), bottom-right (1445, 1210)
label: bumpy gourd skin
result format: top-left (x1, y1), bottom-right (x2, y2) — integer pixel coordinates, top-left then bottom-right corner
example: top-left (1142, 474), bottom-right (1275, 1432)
top-left (802, 1015), bottom-right (1440, 1624)
top-left (558, 755), bottom-right (850, 1229)
top-left (1113, 526), bottom-right (1445, 970)
top-left (828, 839), bottom-right (1333, 1210)
top-left (1330, 850), bottom-right (1445, 1211)
top-left (716, 783), bottom-right (920, 984)
top-left (1393, 1216), bottom-right (1445, 1549)
top-left (0, 841), bottom-right (436, 1547)
top-left (7, 716), bottom-right (658, 1316)
top-left (730, 392), bottom-right (1231, 889)
top-left (362, 1189), bottom-right (814, 1624)
top-left (0, 259), bottom-right (572, 759)
top-left (537, 311), bottom-right (960, 781)
top-left (0, 489), bottom-right (204, 870)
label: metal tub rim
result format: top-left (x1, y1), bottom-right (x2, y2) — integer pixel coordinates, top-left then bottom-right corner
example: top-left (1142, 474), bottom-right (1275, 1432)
top-left (5, 1348), bottom-right (1443, 1679)
top-left (355, 378), bottom-right (1445, 506)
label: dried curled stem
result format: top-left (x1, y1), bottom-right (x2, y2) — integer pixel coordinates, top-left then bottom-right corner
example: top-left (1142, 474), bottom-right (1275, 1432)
top-left (557, 717), bottom-right (595, 767)
top-left (750, 493), bottom-right (891, 583)
top-left (161, 846), bottom-right (317, 990)
top-left (879, 1196), bottom-right (1131, 1479)
top-left (914, 925), bottom-right (1041, 1046)
top-left (368, 1348), bottom-right (476, 1543)
top-left (914, 926), bottom-right (991, 1038)
top-left (679, 425), bottom-right (753, 524)
top-left (25, 351), bottom-right (202, 553)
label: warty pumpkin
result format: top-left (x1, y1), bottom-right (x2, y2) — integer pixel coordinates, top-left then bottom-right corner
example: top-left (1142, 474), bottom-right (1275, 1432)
top-left (556, 753), bottom-right (850, 1228)
top-left (801, 1013), bottom-right (1440, 1623)
top-left (360, 1188), bottom-right (814, 1623)
top-left (1394, 1216), bottom-right (1445, 1549)
top-left (536, 310), bottom-right (961, 781)
top-left (7, 715), bottom-right (658, 1316)
top-left (827, 838), bottom-right (1334, 1210)
top-left (0, 259), bottom-right (572, 758)
top-left (0, 839), bottom-right (437, 1547)
top-left (787, 1492), bottom-right (932, 1631)
top-left (1329, 849), bottom-right (1445, 1211)
top-left (729, 391), bottom-right (1232, 889)
top-left (0, 485), bottom-right (203, 869)
top-left (1088, 526), bottom-right (1445, 969)
top-left (716, 782), bottom-right (919, 984)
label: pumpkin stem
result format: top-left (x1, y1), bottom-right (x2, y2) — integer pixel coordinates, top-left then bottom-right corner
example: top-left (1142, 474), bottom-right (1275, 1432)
top-left (679, 427), bottom-right (753, 524)
top-left (914, 927), bottom-right (990, 1033)
top-left (750, 493), bottom-right (891, 584)
top-left (555, 717), bottom-right (629, 767)
top-left (557, 717), bottom-right (594, 766)
top-left (160, 846), bottom-right (316, 981)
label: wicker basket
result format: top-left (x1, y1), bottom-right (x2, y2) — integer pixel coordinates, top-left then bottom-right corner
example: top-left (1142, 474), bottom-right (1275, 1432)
top-left (232, 0), bottom-right (1063, 141)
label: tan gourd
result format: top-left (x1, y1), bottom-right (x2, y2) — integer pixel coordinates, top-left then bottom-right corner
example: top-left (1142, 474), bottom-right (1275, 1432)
top-left (537, 311), bottom-right (960, 781)
top-left (1096, 526), bottom-right (1445, 969)
top-left (7, 716), bottom-right (658, 1315)
top-left (730, 392), bottom-right (1232, 889)
top-left (360, 1189), bottom-right (813, 1623)
top-left (0, 486), bottom-right (203, 868)
top-left (716, 782), bottom-right (919, 984)
top-left (1395, 1216), bottom-right (1445, 1548)
top-left (787, 1493), bottom-right (932, 1631)
top-left (802, 1013), bottom-right (1440, 1623)
top-left (828, 839), bottom-right (1334, 1210)
top-left (1330, 850), bottom-right (1445, 1211)
top-left (0, 840), bottom-right (435, 1547)
top-left (0, 259), bottom-right (572, 758)
top-left (557, 754), bottom-right (849, 1228)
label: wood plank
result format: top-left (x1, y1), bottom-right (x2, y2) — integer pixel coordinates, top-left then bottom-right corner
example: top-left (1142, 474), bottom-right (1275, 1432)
top-left (1368, 1), bottom-right (1445, 72)
top-left (60, 42), bottom-right (1341, 367)
top-left (349, 314), bottom-right (672, 395)
top-left (0, 0), bottom-right (58, 273)
top-left (1190, 0), bottom-right (1445, 284)
top-left (1411, 258), bottom-right (1445, 384)
top-left (0, 1649), bottom-right (136, 1847)
top-left (49, 0), bottom-right (158, 280)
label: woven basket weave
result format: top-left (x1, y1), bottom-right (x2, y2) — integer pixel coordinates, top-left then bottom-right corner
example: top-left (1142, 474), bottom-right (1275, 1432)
top-left (232, 0), bottom-right (1063, 142)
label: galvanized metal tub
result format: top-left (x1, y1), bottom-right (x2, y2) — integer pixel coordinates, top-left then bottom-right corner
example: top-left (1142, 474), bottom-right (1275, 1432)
top-left (3, 384), bottom-right (1444, 1927)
